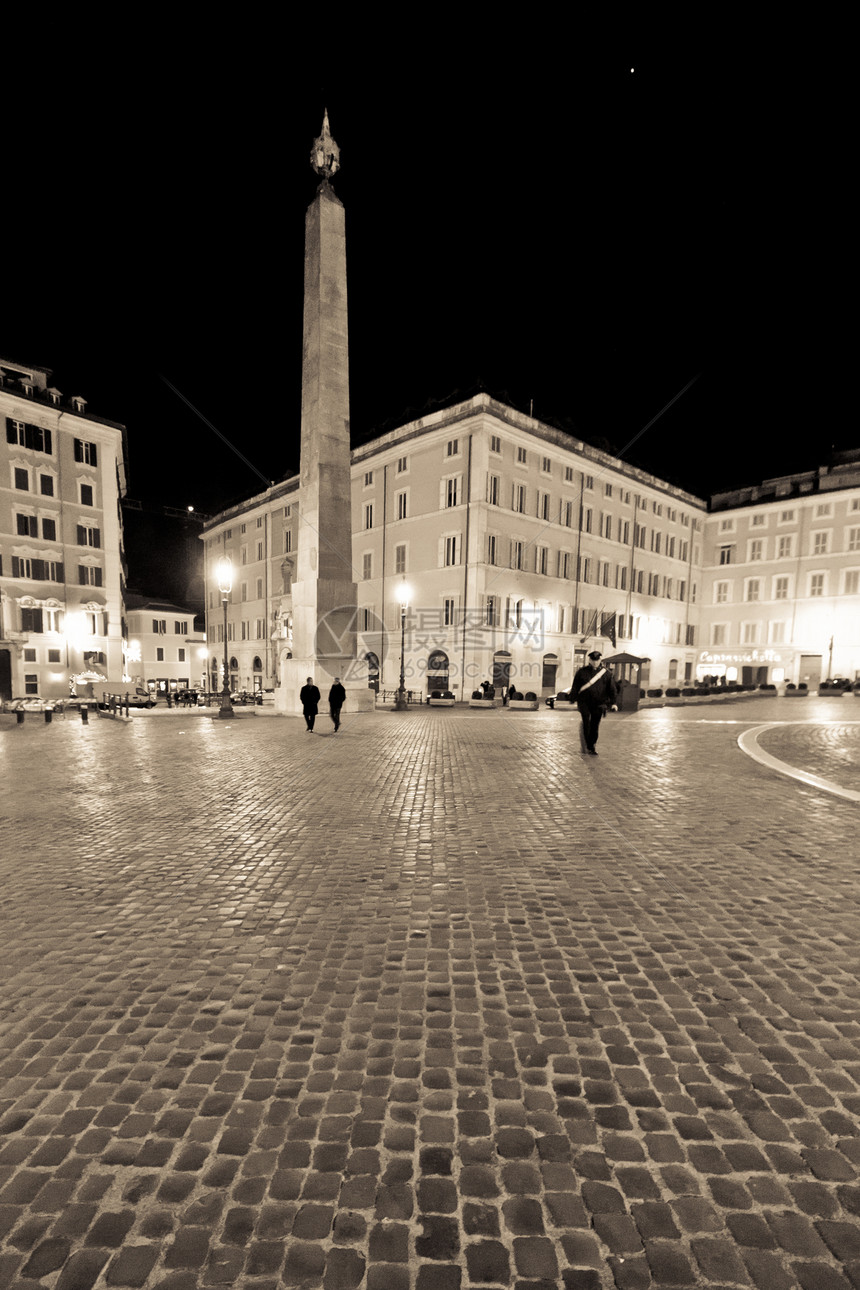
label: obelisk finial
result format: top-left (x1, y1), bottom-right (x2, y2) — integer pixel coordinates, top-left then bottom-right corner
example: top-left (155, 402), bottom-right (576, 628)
top-left (310, 109), bottom-right (340, 181)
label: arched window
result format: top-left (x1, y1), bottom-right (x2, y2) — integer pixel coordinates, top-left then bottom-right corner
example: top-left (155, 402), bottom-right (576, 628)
top-left (492, 650), bottom-right (512, 691)
top-left (252, 656), bottom-right (263, 672)
top-left (668, 658), bottom-right (678, 682)
top-left (542, 653), bottom-right (559, 691)
top-left (427, 649), bottom-right (449, 692)
top-left (365, 651), bottom-right (380, 691)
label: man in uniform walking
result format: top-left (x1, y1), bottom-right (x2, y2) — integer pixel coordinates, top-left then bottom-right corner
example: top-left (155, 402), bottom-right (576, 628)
top-left (571, 651), bottom-right (618, 755)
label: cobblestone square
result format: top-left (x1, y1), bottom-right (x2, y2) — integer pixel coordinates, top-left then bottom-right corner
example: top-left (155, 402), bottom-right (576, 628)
top-left (1, 698), bottom-right (858, 1288)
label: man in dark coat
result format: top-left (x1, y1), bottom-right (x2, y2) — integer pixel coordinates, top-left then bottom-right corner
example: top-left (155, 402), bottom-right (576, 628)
top-left (571, 651), bottom-right (618, 755)
top-left (300, 677), bottom-right (321, 731)
top-left (328, 677), bottom-right (346, 731)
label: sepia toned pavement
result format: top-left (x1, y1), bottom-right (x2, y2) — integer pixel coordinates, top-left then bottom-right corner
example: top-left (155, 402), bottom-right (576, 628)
top-left (0, 698), bottom-right (858, 1290)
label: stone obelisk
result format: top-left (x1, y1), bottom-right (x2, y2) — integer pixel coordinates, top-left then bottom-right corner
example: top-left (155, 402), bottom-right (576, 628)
top-left (277, 112), bottom-right (373, 715)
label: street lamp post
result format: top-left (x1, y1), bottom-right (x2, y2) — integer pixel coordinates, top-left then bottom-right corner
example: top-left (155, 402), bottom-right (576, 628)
top-left (394, 580), bottom-right (411, 711)
top-left (215, 557), bottom-right (233, 717)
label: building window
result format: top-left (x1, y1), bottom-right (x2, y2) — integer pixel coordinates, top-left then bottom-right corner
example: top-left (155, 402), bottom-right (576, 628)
top-left (584, 508), bottom-right (593, 535)
top-left (745, 579), bottom-right (760, 602)
top-left (443, 598), bottom-right (456, 626)
top-left (513, 483), bottom-right (526, 513)
top-left (538, 491), bottom-right (550, 521)
top-left (844, 570), bottom-right (860, 595)
top-left (511, 539), bottom-right (524, 570)
top-left (396, 456), bottom-right (408, 473)
top-left (174, 620), bottom-right (188, 634)
top-left (564, 466), bottom-right (573, 482)
top-left (73, 438), bottom-right (98, 466)
top-left (76, 523), bottom-right (101, 548)
top-left (24, 674), bottom-right (39, 695)
top-left (364, 503), bottom-right (373, 529)
top-left (255, 578), bottom-right (263, 598)
top-left (364, 471), bottom-right (373, 486)
top-left (487, 534), bottom-right (498, 565)
top-left (748, 539), bottom-right (763, 561)
top-left (847, 527), bottom-right (860, 552)
top-left (563, 501), bottom-right (574, 528)
top-left (812, 532), bottom-right (829, 556)
top-left (516, 446), bottom-right (527, 464)
top-left (240, 524), bottom-right (246, 534)
top-left (363, 552), bottom-right (372, 580)
top-left (444, 535), bottom-right (459, 566)
top-left (152, 619), bottom-right (166, 633)
top-left (78, 565), bottom-right (103, 587)
top-left (487, 474), bottom-right (500, 506)
top-left (48, 648), bottom-right (61, 663)
top-left (485, 595), bottom-right (500, 626)
top-left (536, 546), bottom-right (548, 575)
top-left (284, 530), bottom-right (292, 554)
top-left (490, 435), bottom-right (501, 454)
top-left (779, 509), bottom-right (795, 523)
top-left (444, 477), bottom-right (459, 508)
top-left (16, 513), bottom-right (38, 537)
top-left (774, 575), bottom-right (789, 600)
top-left (809, 573), bottom-right (825, 597)
top-left (712, 624), bottom-right (727, 646)
top-left (718, 545), bottom-right (734, 565)
top-left (256, 541), bottom-right (263, 561)
top-left (40, 474), bottom-right (54, 496)
top-left (751, 513), bottom-right (766, 527)
top-left (541, 456), bottom-right (551, 474)
top-left (446, 439), bottom-right (459, 457)
top-left (21, 608), bottom-right (44, 633)
top-left (741, 622), bottom-right (760, 644)
top-left (241, 583), bottom-right (248, 602)
top-left (769, 622), bottom-right (786, 644)
top-left (255, 618), bottom-right (266, 639)
top-left (719, 518), bottom-right (735, 533)
top-left (7, 419), bottom-right (53, 453)
top-left (240, 546), bottom-right (248, 565)
top-left (558, 551), bottom-right (571, 579)
top-left (778, 535), bottom-right (793, 559)
top-left (603, 513), bottom-right (612, 539)
top-left (156, 647), bottom-right (164, 661)
top-left (815, 502), bottom-right (832, 518)
top-left (584, 475), bottom-right (593, 490)
top-left (395, 544), bottom-right (406, 575)
top-left (80, 483), bottom-right (94, 506)
top-left (14, 467), bottom-right (29, 490)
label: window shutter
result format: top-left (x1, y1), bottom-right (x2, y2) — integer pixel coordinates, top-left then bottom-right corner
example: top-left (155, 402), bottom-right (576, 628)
top-left (6, 418), bottom-right (16, 443)
top-left (77, 524), bottom-right (86, 545)
top-left (74, 439), bottom-right (82, 462)
top-left (93, 528), bottom-right (101, 549)
top-left (78, 565), bottom-right (87, 585)
top-left (32, 559), bottom-right (45, 580)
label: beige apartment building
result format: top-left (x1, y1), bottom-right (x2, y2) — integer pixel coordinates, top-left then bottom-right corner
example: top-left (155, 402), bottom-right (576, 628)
top-left (124, 595), bottom-right (206, 697)
top-left (698, 452), bottom-right (860, 688)
top-left (201, 396), bottom-right (707, 700)
top-left (0, 357), bottom-right (127, 702)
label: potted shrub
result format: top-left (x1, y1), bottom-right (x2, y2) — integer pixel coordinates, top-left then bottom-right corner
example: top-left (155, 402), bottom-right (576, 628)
top-left (509, 689), bottom-right (540, 711)
top-left (429, 689), bottom-right (456, 707)
top-left (665, 686), bottom-right (683, 706)
top-left (785, 682), bottom-right (806, 698)
top-left (548, 690), bottom-right (576, 711)
top-left (758, 683), bottom-right (777, 697)
top-left (469, 688), bottom-right (495, 709)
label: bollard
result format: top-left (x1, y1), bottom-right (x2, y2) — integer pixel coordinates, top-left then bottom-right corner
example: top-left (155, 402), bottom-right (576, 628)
top-left (81, 704), bottom-right (89, 724)
top-left (45, 708), bottom-right (53, 724)
top-left (17, 710), bottom-right (25, 725)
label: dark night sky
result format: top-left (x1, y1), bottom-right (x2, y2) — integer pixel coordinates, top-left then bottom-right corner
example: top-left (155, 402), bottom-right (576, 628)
top-left (0, 26), bottom-right (844, 597)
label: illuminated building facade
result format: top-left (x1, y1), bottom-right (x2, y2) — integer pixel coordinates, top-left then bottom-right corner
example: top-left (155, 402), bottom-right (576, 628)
top-left (0, 358), bottom-right (127, 702)
top-left (124, 596), bottom-right (206, 697)
top-left (698, 452), bottom-right (860, 687)
top-left (202, 396), bottom-right (707, 699)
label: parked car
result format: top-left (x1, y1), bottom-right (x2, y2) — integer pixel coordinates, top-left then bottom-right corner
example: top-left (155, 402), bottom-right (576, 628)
top-left (230, 689), bottom-right (263, 705)
top-left (97, 686), bottom-right (158, 709)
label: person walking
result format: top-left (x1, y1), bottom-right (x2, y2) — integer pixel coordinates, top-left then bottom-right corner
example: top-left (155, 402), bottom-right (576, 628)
top-left (571, 651), bottom-right (618, 755)
top-left (328, 677), bottom-right (346, 732)
top-left (300, 677), bottom-right (321, 731)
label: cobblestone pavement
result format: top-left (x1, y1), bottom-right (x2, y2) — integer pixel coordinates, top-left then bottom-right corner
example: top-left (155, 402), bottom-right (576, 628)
top-left (754, 723), bottom-right (860, 795)
top-left (1, 700), bottom-right (858, 1289)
